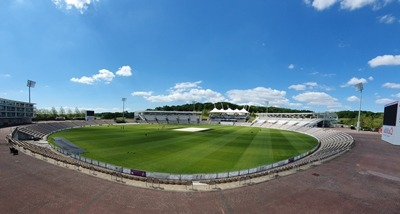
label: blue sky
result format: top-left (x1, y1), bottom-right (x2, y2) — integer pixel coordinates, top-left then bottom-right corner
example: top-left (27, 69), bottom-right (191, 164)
top-left (1, 0), bottom-right (399, 113)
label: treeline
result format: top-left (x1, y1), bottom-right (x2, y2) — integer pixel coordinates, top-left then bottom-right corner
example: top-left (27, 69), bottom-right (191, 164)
top-left (153, 102), bottom-right (312, 114)
top-left (96, 111), bottom-right (135, 119)
top-left (34, 104), bottom-right (384, 130)
top-left (34, 107), bottom-right (135, 121)
top-left (35, 107), bottom-right (86, 121)
top-left (336, 110), bottom-right (382, 119)
top-left (336, 110), bottom-right (383, 131)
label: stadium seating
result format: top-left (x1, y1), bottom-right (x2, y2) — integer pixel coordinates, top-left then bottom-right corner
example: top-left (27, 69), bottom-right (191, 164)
top-left (15, 120), bottom-right (113, 140)
top-left (8, 117), bottom-right (353, 187)
top-left (139, 112), bottom-right (202, 125)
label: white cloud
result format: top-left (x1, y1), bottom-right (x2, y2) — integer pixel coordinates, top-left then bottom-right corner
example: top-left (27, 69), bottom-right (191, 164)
top-left (131, 91), bottom-right (153, 97)
top-left (310, 0), bottom-right (338, 10)
top-left (293, 92), bottom-right (341, 109)
top-left (368, 76), bottom-right (374, 81)
top-left (289, 84), bottom-right (306, 91)
top-left (116, 65), bottom-right (132, 77)
top-left (173, 81), bottom-right (202, 90)
top-left (288, 82), bottom-right (333, 92)
top-left (378, 14), bottom-right (396, 24)
top-left (288, 82), bottom-right (319, 91)
top-left (347, 95), bottom-right (360, 102)
top-left (131, 82), bottom-right (292, 107)
top-left (131, 81), bottom-right (342, 111)
top-left (148, 89), bottom-right (225, 103)
top-left (305, 82), bottom-right (318, 87)
top-left (340, 0), bottom-right (375, 10)
top-left (306, 0), bottom-right (394, 11)
top-left (71, 69), bottom-right (115, 85)
top-left (376, 98), bottom-right (395, 104)
top-left (226, 87), bottom-right (290, 107)
top-left (91, 69), bottom-right (114, 82)
top-left (288, 64), bottom-right (295, 69)
top-left (368, 55), bottom-right (400, 67)
top-left (382, 82), bottom-right (400, 89)
top-left (70, 65), bottom-right (132, 85)
top-left (341, 77), bottom-right (368, 87)
top-left (70, 76), bottom-right (95, 85)
top-left (132, 81), bottom-right (225, 103)
top-left (52, 0), bottom-right (99, 14)
top-left (321, 73), bottom-right (336, 78)
top-left (372, 0), bottom-right (394, 10)
top-left (394, 93), bottom-right (400, 98)
top-left (309, 71), bottom-right (336, 78)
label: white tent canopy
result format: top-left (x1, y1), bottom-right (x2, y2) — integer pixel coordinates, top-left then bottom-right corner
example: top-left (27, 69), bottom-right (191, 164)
top-left (210, 107), bottom-right (249, 115)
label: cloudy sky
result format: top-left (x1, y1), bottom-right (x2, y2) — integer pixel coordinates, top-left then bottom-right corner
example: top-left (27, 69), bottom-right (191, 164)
top-left (1, 0), bottom-right (399, 112)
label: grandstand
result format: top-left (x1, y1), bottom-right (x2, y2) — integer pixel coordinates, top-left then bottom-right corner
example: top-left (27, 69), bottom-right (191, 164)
top-left (13, 120), bottom-right (113, 141)
top-left (253, 112), bottom-right (338, 130)
top-left (208, 107), bottom-right (250, 123)
top-left (137, 111), bottom-right (202, 124)
top-left (137, 108), bottom-right (250, 125)
top-left (7, 115), bottom-right (353, 186)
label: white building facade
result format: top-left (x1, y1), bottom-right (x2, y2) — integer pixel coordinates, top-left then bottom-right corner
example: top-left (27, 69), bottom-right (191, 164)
top-left (0, 98), bottom-right (35, 127)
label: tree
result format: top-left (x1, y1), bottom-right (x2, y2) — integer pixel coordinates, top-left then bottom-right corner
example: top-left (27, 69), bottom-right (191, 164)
top-left (51, 107), bottom-right (58, 118)
top-left (67, 108), bottom-right (73, 119)
top-left (34, 109), bottom-right (46, 120)
top-left (74, 107), bottom-right (83, 118)
top-left (373, 115), bottom-right (383, 129)
top-left (363, 115), bottom-right (374, 130)
top-left (59, 107), bottom-right (66, 117)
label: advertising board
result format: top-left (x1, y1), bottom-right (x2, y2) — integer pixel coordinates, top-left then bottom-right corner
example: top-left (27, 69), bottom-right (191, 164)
top-left (382, 101), bottom-right (400, 145)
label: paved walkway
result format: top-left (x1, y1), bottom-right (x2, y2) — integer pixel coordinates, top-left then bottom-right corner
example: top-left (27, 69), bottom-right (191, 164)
top-left (1, 127), bottom-right (399, 213)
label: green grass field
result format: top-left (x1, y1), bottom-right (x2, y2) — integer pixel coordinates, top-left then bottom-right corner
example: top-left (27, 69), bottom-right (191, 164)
top-left (48, 124), bottom-right (318, 174)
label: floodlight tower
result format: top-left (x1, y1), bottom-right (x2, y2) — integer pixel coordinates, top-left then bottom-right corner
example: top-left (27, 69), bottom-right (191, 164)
top-left (27, 80), bottom-right (36, 103)
top-left (122, 98), bottom-right (127, 122)
top-left (355, 83), bottom-right (364, 132)
top-left (265, 100), bottom-right (269, 114)
top-left (192, 101), bottom-right (196, 112)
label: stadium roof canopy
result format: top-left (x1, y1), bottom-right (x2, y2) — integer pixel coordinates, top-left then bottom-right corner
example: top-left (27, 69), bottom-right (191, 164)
top-left (210, 108), bottom-right (249, 115)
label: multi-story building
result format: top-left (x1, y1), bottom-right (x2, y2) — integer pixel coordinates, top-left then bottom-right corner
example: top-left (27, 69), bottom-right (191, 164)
top-left (0, 98), bottom-right (35, 127)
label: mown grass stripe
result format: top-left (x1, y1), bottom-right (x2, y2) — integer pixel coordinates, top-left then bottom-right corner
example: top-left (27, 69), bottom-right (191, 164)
top-left (48, 124), bottom-right (318, 174)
